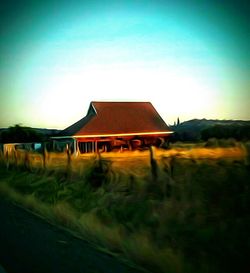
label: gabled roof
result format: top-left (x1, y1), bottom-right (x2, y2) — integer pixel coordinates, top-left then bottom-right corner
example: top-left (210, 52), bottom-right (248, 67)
top-left (59, 101), bottom-right (172, 137)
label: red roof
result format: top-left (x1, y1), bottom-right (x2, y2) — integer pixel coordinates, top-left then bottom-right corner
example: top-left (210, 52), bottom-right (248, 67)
top-left (60, 102), bottom-right (172, 137)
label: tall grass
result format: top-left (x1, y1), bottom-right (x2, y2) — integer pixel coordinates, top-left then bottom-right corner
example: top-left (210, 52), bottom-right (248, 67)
top-left (0, 145), bottom-right (249, 273)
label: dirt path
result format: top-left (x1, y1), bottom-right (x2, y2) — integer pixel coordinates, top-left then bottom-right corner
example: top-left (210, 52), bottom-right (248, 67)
top-left (0, 198), bottom-right (144, 273)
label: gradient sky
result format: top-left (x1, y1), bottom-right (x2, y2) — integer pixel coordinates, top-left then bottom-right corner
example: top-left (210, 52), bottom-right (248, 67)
top-left (0, 0), bottom-right (249, 129)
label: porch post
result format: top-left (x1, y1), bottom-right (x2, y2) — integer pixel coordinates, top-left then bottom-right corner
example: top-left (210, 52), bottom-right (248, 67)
top-left (73, 138), bottom-right (78, 156)
top-left (95, 141), bottom-right (98, 153)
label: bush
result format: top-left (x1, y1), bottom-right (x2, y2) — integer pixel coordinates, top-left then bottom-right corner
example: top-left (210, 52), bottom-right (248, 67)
top-left (84, 156), bottom-right (112, 188)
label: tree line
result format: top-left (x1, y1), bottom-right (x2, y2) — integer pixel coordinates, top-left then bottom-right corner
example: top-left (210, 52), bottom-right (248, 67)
top-left (201, 124), bottom-right (250, 141)
top-left (1, 123), bottom-right (250, 145)
top-left (0, 125), bottom-right (45, 143)
top-left (170, 124), bottom-right (250, 142)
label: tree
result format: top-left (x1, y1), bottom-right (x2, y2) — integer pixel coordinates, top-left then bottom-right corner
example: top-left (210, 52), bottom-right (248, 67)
top-left (0, 125), bottom-right (44, 143)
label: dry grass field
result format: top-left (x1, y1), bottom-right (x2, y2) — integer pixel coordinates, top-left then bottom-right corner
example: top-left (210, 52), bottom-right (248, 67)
top-left (0, 141), bottom-right (249, 273)
top-left (2, 142), bottom-right (247, 174)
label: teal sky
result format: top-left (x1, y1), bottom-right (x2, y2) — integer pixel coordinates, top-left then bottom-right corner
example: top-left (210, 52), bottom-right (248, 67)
top-left (0, 0), bottom-right (249, 128)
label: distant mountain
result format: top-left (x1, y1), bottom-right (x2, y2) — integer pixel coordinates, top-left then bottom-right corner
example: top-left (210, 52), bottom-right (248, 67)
top-left (170, 119), bottom-right (250, 141)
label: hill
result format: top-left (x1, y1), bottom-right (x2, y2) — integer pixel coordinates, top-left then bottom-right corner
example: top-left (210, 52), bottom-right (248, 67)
top-left (170, 119), bottom-right (250, 141)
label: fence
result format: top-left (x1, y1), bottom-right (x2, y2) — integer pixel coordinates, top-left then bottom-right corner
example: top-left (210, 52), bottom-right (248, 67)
top-left (0, 143), bottom-right (247, 178)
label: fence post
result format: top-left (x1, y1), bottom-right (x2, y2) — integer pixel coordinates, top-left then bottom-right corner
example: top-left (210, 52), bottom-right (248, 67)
top-left (161, 155), bottom-right (176, 198)
top-left (42, 143), bottom-right (47, 170)
top-left (14, 148), bottom-right (18, 169)
top-left (5, 150), bottom-right (9, 170)
top-left (149, 146), bottom-right (158, 181)
top-left (66, 144), bottom-right (71, 178)
top-left (24, 150), bottom-right (30, 171)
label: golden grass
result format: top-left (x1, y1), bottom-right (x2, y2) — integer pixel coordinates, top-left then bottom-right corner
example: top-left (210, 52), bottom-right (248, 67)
top-left (155, 146), bottom-right (247, 159)
top-left (77, 212), bottom-right (124, 252)
top-left (53, 202), bottom-right (76, 224)
top-left (122, 232), bottom-right (183, 273)
top-left (3, 145), bottom-right (247, 176)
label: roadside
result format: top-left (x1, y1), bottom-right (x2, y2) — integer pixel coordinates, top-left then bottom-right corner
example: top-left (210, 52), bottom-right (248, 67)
top-left (0, 198), bottom-right (143, 273)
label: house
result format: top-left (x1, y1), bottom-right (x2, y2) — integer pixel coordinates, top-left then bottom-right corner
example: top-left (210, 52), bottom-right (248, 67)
top-left (52, 101), bottom-right (173, 154)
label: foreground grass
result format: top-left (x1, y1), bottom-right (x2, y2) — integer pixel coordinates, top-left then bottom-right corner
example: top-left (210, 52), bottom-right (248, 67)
top-left (0, 147), bottom-right (250, 273)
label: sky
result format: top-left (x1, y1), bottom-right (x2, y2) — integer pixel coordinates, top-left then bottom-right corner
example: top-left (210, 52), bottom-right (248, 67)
top-left (0, 0), bottom-right (249, 129)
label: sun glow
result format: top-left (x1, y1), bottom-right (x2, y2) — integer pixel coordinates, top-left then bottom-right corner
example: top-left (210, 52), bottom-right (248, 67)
top-left (38, 64), bottom-right (215, 128)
